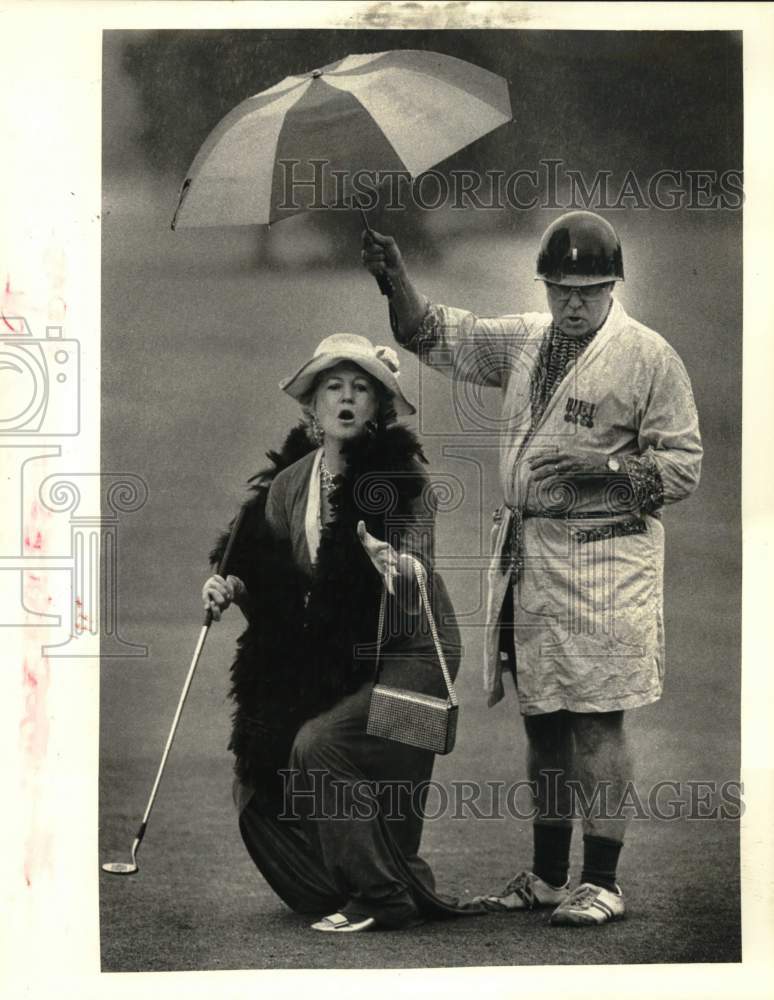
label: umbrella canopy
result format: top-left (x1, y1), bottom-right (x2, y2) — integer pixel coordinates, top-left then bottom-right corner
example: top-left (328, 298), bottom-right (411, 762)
top-left (171, 49), bottom-right (512, 229)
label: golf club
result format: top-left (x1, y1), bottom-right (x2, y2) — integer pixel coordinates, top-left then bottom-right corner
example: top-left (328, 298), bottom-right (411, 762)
top-left (102, 505), bottom-right (246, 875)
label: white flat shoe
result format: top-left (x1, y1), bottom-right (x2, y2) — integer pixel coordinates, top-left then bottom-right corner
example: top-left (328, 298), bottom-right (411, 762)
top-left (311, 912), bottom-right (377, 933)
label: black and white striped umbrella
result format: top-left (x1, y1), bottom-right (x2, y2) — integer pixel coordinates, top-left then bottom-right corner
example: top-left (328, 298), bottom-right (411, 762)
top-left (171, 49), bottom-right (512, 229)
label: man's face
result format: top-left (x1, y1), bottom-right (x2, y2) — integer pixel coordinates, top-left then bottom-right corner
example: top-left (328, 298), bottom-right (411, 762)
top-left (545, 281), bottom-right (615, 338)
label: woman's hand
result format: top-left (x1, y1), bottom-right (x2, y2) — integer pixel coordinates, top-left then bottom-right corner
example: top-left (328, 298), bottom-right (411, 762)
top-left (357, 520), bottom-right (399, 595)
top-left (202, 573), bottom-right (246, 622)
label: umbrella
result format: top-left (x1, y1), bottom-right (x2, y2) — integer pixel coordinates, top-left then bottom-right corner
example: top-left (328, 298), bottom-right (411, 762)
top-left (171, 49), bottom-right (512, 230)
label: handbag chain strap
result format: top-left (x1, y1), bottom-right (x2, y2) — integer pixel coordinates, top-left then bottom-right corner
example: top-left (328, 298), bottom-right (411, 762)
top-left (374, 556), bottom-right (458, 708)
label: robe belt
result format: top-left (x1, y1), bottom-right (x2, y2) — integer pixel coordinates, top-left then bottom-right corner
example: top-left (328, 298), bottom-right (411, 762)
top-left (497, 504), bottom-right (648, 581)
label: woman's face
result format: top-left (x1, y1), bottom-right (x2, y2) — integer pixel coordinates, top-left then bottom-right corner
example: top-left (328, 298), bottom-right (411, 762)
top-left (313, 363), bottom-right (380, 443)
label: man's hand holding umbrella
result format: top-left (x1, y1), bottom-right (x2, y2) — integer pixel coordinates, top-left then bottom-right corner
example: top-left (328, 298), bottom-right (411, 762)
top-left (361, 229), bottom-right (427, 339)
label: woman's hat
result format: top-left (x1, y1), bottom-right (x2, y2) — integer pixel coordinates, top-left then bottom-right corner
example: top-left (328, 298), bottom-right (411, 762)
top-left (279, 333), bottom-right (416, 416)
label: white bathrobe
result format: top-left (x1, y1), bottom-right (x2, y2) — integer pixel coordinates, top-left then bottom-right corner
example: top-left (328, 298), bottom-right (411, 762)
top-left (401, 297), bottom-right (702, 713)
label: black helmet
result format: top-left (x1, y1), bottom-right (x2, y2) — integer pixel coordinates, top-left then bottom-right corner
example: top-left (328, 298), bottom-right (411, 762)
top-left (536, 211), bottom-right (624, 286)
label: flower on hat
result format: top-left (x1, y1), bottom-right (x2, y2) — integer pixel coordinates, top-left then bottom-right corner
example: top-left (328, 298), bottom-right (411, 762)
top-left (375, 345), bottom-right (400, 376)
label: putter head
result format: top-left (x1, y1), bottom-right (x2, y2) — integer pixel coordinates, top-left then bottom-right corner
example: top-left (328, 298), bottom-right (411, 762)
top-left (102, 861), bottom-right (139, 875)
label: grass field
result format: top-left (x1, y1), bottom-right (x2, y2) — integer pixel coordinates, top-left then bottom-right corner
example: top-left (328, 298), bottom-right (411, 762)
top-left (99, 605), bottom-right (741, 971)
top-left (99, 739), bottom-right (740, 970)
top-left (99, 182), bottom-right (741, 971)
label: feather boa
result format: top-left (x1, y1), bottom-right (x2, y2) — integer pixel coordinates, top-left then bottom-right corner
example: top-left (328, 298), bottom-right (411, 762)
top-left (210, 423), bottom-right (428, 804)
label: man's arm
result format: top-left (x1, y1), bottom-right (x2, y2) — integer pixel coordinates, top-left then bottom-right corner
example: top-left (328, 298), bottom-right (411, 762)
top-left (361, 229), bottom-right (427, 342)
top-left (361, 228), bottom-right (531, 390)
top-left (527, 344), bottom-right (702, 517)
top-left (624, 347), bottom-right (703, 511)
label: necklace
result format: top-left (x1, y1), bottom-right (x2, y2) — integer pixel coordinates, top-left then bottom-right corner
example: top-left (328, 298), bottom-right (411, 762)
top-left (320, 459), bottom-right (338, 495)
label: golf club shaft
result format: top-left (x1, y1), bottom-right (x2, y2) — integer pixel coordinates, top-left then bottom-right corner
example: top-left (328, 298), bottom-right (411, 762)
top-left (132, 622), bottom-right (212, 842)
top-left (129, 505), bottom-right (247, 855)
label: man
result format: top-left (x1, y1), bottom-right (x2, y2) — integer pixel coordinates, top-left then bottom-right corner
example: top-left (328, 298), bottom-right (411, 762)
top-left (361, 211), bottom-right (702, 925)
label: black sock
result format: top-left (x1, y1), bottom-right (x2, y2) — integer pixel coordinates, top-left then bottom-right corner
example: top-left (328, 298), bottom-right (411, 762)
top-left (581, 834), bottom-right (622, 891)
top-left (532, 822), bottom-right (572, 888)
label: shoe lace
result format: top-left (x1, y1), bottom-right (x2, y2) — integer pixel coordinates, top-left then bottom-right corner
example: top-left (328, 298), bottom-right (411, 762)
top-left (563, 884), bottom-right (600, 909)
top-left (500, 871), bottom-right (536, 905)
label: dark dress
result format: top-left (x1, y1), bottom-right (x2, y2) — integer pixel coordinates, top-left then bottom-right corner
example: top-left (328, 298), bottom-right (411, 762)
top-left (217, 429), bottom-right (474, 928)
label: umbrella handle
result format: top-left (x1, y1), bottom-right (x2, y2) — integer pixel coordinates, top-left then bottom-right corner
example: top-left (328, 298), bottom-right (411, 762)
top-left (357, 202), bottom-right (394, 298)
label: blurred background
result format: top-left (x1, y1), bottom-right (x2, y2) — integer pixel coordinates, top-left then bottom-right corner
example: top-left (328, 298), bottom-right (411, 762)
top-left (100, 29), bottom-right (742, 970)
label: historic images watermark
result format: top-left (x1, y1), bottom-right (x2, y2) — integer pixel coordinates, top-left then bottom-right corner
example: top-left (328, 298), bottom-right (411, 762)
top-left (350, 323), bottom-right (655, 659)
top-left (0, 316), bottom-right (80, 436)
top-left (277, 158), bottom-right (744, 214)
top-left (278, 770), bottom-right (745, 824)
top-left (0, 314), bottom-right (147, 655)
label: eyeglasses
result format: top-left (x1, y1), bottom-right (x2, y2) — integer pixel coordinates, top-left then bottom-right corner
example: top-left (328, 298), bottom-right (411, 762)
top-left (546, 283), bottom-right (612, 304)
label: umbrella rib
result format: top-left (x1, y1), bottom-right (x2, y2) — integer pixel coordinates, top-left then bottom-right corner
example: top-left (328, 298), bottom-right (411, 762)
top-left (325, 50), bottom-right (512, 117)
top-left (323, 71), bottom-right (511, 177)
top-left (174, 79), bottom-right (313, 227)
top-left (267, 84), bottom-right (408, 224)
top-left (326, 67), bottom-right (511, 120)
top-left (185, 77), bottom-right (310, 179)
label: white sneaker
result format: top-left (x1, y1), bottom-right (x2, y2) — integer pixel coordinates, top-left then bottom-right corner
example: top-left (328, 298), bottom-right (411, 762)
top-left (475, 870), bottom-right (570, 912)
top-left (549, 882), bottom-right (625, 925)
top-left (310, 912), bottom-right (376, 933)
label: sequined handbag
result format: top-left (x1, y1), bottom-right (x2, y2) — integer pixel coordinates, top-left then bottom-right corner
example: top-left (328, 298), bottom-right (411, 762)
top-left (366, 557), bottom-right (459, 755)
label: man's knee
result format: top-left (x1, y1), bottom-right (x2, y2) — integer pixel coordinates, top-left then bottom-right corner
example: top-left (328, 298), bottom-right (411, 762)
top-left (523, 710), bottom-right (570, 749)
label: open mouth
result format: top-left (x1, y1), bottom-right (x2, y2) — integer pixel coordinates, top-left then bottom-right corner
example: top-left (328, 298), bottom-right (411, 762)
top-left (337, 408), bottom-right (355, 422)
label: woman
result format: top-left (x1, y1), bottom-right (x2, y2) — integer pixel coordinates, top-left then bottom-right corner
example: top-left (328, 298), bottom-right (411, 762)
top-left (203, 333), bottom-right (475, 933)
